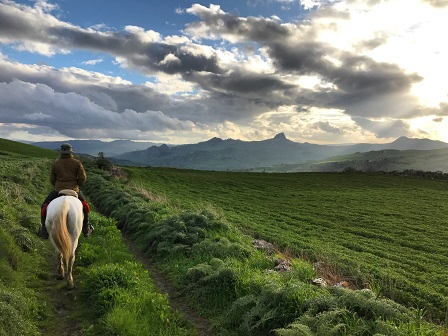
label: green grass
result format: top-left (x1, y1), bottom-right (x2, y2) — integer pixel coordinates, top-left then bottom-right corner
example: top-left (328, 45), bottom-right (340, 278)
top-left (0, 140), bottom-right (194, 336)
top-left (0, 138), bottom-right (58, 159)
top-left (2, 136), bottom-right (445, 335)
top-left (76, 213), bottom-right (195, 336)
top-left (84, 168), bottom-right (446, 335)
top-left (0, 152), bottom-right (56, 336)
top-left (123, 167), bottom-right (448, 322)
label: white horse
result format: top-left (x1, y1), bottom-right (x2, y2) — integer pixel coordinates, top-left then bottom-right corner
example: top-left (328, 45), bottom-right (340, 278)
top-left (45, 189), bottom-right (83, 289)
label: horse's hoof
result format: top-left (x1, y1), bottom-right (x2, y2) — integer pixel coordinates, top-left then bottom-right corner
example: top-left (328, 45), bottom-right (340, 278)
top-left (56, 274), bottom-right (64, 280)
top-left (66, 283), bottom-right (75, 290)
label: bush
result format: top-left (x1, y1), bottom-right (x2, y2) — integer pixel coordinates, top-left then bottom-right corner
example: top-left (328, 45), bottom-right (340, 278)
top-left (101, 290), bottom-right (193, 336)
top-left (80, 262), bottom-right (139, 314)
top-left (191, 237), bottom-right (252, 259)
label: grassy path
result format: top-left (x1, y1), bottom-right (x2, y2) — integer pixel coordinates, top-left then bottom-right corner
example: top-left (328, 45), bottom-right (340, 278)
top-left (37, 244), bottom-right (96, 336)
top-left (123, 235), bottom-right (212, 336)
top-left (34, 212), bottom-right (200, 336)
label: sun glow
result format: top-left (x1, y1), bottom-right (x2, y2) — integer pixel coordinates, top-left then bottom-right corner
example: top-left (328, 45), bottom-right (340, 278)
top-left (409, 116), bottom-right (448, 143)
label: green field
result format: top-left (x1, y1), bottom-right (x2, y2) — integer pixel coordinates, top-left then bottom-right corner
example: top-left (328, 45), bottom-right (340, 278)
top-left (2, 138), bottom-right (447, 335)
top-left (124, 167), bottom-right (448, 321)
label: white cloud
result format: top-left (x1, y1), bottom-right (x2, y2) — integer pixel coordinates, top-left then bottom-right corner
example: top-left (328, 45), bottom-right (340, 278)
top-left (34, 0), bottom-right (60, 14)
top-left (81, 58), bottom-right (104, 66)
top-left (300, 0), bottom-right (321, 10)
top-left (159, 53), bottom-right (181, 66)
top-left (124, 25), bottom-right (162, 42)
top-left (145, 73), bottom-right (197, 95)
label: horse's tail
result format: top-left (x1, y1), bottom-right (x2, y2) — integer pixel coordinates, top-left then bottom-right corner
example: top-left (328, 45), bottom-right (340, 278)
top-left (51, 198), bottom-right (72, 267)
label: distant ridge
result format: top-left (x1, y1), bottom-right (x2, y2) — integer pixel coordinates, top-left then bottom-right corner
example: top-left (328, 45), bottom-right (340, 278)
top-left (32, 139), bottom-right (160, 157)
top-left (112, 134), bottom-right (448, 171)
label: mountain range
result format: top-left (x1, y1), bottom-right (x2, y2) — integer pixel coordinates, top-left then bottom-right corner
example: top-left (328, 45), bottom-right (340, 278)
top-left (30, 134), bottom-right (448, 172)
top-left (31, 139), bottom-right (160, 157)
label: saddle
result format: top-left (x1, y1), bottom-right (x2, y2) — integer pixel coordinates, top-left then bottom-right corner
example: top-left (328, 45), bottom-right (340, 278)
top-left (58, 189), bottom-right (78, 198)
top-left (42, 190), bottom-right (89, 218)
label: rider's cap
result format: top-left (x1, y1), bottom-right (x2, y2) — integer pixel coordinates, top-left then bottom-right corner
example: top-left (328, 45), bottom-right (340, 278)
top-left (60, 143), bottom-right (74, 154)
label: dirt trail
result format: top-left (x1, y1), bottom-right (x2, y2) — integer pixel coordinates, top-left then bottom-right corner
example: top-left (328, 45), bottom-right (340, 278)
top-left (123, 236), bottom-right (213, 336)
top-left (39, 247), bottom-right (94, 336)
top-left (38, 237), bottom-right (212, 335)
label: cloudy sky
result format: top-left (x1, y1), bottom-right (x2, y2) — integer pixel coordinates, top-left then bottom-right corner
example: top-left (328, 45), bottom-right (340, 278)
top-left (0, 0), bottom-right (447, 145)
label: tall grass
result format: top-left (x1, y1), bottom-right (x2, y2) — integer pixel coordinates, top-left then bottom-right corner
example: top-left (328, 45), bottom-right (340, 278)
top-left (0, 153), bottom-right (54, 336)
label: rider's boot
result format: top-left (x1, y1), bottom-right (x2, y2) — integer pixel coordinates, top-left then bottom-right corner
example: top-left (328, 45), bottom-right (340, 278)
top-left (82, 212), bottom-right (93, 237)
top-left (37, 208), bottom-right (49, 239)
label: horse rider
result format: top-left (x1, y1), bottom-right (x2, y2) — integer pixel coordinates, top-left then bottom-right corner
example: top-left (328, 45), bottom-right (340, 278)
top-left (37, 143), bottom-right (93, 239)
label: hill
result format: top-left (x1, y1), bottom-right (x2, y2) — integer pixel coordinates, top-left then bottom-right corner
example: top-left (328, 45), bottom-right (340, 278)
top-left (246, 147), bottom-right (448, 173)
top-left (113, 134), bottom-right (448, 171)
top-left (0, 138), bottom-right (58, 159)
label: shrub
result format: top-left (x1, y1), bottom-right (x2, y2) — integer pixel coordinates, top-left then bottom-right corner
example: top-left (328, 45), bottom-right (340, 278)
top-left (186, 263), bottom-right (214, 283)
top-left (80, 262), bottom-right (139, 315)
top-left (191, 237), bottom-right (252, 259)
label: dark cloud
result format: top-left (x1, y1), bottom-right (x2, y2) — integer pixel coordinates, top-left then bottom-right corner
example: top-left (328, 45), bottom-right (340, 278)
top-left (352, 117), bottom-right (411, 138)
top-left (356, 34), bottom-right (388, 51)
top-left (186, 5), bottom-right (423, 118)
top-left (406, 103), bottom-right (448, 119)
top-left (184, 70), bottom-right (294, 96)
top-left (186, 5), bottom-right (293, 43)
top-left (312, 121), bottom-right (344, 134)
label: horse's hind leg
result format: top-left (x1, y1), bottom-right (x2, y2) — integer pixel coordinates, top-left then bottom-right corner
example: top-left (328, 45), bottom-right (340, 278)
top-left (56, 252), bottom-right (65, 280)
top-left (66, 253), bottom-right (75, 290)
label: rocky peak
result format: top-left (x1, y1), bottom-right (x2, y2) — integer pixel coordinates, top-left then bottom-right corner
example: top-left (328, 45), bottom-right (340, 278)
top-left (273, 133), bottom-right (287, 140)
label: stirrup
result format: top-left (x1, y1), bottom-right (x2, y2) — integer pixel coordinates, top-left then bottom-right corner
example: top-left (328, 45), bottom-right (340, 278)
top-left (83, 224), bottom-right (93, 237)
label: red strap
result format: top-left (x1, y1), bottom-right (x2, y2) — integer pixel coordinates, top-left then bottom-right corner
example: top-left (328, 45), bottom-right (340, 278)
top-left (41, 203), bottom-right (49, 217)
top-left (81, 200), bottom-right (90, 213)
